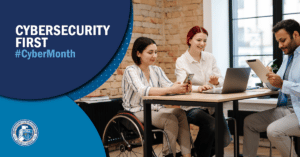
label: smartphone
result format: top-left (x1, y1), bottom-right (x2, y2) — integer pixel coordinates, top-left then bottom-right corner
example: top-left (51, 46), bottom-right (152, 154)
top-left (183, 73), bottom-right (194, 84)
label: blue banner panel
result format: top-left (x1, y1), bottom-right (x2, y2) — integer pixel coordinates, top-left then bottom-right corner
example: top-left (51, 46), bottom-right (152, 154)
top-left (0, 96), bottom-right (105, 156)
top-left (0, 0), bottom-right (130, 99)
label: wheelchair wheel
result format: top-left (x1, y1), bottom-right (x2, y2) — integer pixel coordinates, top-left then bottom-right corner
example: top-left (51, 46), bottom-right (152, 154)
top-left (103, 113), bottom-right (146, 157)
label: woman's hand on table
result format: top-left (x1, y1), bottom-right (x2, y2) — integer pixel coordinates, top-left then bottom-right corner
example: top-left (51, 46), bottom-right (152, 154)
top-left (198, 85), bottom-right (212, 93)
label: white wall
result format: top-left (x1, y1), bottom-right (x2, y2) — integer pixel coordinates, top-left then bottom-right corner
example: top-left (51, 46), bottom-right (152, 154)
top-left (204, 0), bottom-right (229, 77)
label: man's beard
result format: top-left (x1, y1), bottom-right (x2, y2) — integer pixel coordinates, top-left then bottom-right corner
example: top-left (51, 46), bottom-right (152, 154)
top-left (282, 39), bottom-right (298, 55)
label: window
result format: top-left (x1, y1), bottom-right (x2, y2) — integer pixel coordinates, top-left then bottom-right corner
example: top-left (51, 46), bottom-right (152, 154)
top-left (229, 0), bottom-right (300, 86)
top-left (230, 0), bottom-right (300, 68)
top-left (283, 0), bottom-right (300, 21)
top-left (231, 0), bottom-right (273, 68)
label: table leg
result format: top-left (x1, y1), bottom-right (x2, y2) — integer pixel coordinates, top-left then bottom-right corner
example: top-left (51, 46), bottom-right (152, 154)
top-left (233, 100), bottom-right (240, 157)
top-left (143, 101), bottom-right (152, 157)
top-left (215, 102), bottom-right (224, 157)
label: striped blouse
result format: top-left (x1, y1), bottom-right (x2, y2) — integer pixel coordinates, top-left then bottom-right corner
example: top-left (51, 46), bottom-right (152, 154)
top-left (122, 64), bottom-right (173, 112)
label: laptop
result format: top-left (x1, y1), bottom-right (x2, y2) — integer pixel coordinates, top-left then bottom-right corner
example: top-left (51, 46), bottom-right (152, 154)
top-left (202, 68), bottom-right (251, 94)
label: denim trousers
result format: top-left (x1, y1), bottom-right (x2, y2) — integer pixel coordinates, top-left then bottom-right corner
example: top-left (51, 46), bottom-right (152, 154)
top-left (186, 108), bottom-right (232, 157)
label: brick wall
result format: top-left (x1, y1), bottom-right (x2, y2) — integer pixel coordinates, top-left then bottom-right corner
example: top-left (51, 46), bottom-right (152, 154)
top-left (85, 0), bottom-right (203, 97)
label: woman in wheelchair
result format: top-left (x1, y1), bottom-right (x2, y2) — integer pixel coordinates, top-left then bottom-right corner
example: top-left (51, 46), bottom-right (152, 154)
top-left (121, 37), bottom-right (192, 157)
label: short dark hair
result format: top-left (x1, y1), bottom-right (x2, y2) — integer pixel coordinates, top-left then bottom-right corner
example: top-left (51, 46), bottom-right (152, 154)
top-left (132, 37), bottom-right (156, 65)
top-left (272, 19), bottom-right (300, 38)
top-left (187, 26), bottom-right (208, 46)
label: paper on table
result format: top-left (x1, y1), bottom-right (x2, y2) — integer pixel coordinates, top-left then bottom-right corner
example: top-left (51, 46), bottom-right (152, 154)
top-left (246, 59), bottom-right (269, 83)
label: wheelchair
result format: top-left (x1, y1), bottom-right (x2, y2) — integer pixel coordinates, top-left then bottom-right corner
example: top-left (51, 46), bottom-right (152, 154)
top-left (102, 111), bottom-right (195, 157)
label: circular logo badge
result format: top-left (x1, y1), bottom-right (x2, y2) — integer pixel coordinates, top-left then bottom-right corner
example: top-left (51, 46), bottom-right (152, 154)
top-left (11, 119), bottom-right (39, 146)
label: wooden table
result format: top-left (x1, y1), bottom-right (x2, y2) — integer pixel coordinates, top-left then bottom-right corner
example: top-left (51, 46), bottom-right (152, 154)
top-left (143, 89), bottom-right (278, 157)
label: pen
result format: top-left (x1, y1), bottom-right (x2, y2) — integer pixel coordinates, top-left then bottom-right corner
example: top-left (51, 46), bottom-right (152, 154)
top-left (266, 59), bottom-right (277, 67)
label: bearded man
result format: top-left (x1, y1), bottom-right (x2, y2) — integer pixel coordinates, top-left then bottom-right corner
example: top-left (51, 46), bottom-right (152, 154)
top-left (243, 19), bottom-right (300, 157)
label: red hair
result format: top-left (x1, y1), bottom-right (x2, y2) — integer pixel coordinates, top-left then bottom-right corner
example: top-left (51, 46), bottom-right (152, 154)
top-left (186, 26), bottom-right (208, 46)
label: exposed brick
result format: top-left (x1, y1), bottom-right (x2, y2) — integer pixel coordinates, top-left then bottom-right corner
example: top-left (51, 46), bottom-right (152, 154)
top-left (117, 69), bottom-right (124, 75)
top-left (169, 29), bottom-right (179, 35)
top-left (119, 62), bottom-right (129, 69)
top-left (144, 0), bottom-right (156, 6)
top-left (164, 69), bottom-right (172, 74)
top-left (142, 22), bottom-right (151, 28)
top-left (166, 18), bottom-right (181, 24)
top-left (152, 7), bottom-right (162, 12)
top-left (100, 89), bottom-right (110, 96)
top-left (130, 37), bottom-right (136, 44)
top-left (156, 24), bottom-right (163, 29)
top-left (159, 63), bottom-right (166, 68)
top-left (116, 75), bottom-right (123, 81)
top-left (191, 0), bottom-right (203, 4)
top-left (181, 38), bottom-right (186, 44)
top-left (142, 34), bottom-right (150, 38)
top-left (168, 52), bottom-right (174, 57)
top-left (157, 19), bottom-right (163, 24)
top-left (164, 1), bottom-right (177, 8)
top-left (110, 89), bottom-right (118, 96)
top-left (119, 88), bottom-right (123, 94)
top-left (173, 57), bottom-right (178, 62)
top-left (133, 7), bottom-right (142, 16)
top-left (149, 23), bottom-right (157, 28)
top-left (134, 15), bottom-right (144, 21)
top-left (165, 46), bottom-right (172, 51)
top-left (166, 63), bottom-right (172, 69)
top-left (183, 4), bottom-right (199, 11)
top-left (149, 11), bottom-right (156, 17)
top-left (178, 0), bottom-right (192, 5)
top-left (172, 12), bottom-right (181, 18)
top-left (132, 33), bottom-right (142, 37)
top-left (185, 16), bottom-right (197, 22)
top-left (111, 82), bottom-right (122, 88)
top-left (183, 10), bottom-right (193, 17)
top-left (86, 91), bottom-right (97, 97)
top-left (167, 12), bottom-right (172, 18)
top-left (179, 45), bottom-right (188, 51)
top-left (156, 12), bottom-right (162, 18)
top-left (141, 10), bottom-right (149, 16)
top-left (193, 20), bottom-right (203, 26)
top-left (168, 39), bottom-right (181, 45)
top-left (98, 83), bottom-right (110, 89)
top-left (106, 75), bottom-right (115, 82)
top-left (164, 57), bottom-right (173, 62)
top-left (193, 9), bottom-right (203, 16)
top-left (127, 44), bottom-right (133, 50)
top-left (132, 0), bottom-right (142, 3)
top-left (133, 26), bottom-right (144, 33)
top-left (197, 15), bottom-right (203, 22)
top-left (133, 21), bottom-right (142, 27)
top-left (135, 4), bottom-right (152, 10)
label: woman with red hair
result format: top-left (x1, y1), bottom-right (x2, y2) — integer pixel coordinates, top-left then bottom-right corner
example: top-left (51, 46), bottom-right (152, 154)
top-left (175, 26), bottom-right (231, 157)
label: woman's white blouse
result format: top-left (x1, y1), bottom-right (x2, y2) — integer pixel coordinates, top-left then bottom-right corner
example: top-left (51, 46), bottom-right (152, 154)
top-left (122, 64), bottom-right (173, 112)
top-left (175, 50), bottom-right (224, 113)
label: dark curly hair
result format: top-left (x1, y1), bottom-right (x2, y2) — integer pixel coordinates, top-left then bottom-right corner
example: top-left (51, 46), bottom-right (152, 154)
top-left (273, 19), bottom-right (300, 39)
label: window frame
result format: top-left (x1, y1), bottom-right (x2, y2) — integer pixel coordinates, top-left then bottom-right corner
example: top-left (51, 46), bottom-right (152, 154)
top-left (229, 0), bottom-right (283, 68)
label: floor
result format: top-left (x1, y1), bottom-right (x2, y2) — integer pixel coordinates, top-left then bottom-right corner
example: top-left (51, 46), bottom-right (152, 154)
top-left (107, 138), bottom-right (283, 157)
top-left (224, 142), bottom-right (282, 157)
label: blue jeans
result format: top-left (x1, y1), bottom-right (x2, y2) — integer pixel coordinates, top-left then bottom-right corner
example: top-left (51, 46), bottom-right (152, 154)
top-left (186, 108), bottom-right (232, 157)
